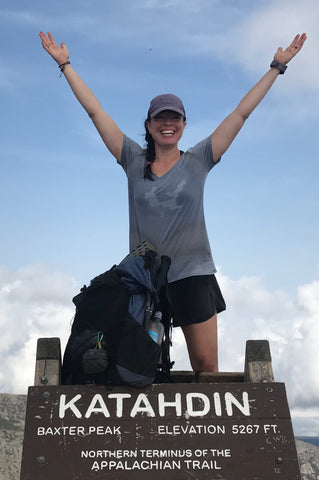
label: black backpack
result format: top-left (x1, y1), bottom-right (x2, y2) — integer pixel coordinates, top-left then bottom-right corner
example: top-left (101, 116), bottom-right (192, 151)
top-left (62, 244), bottom-right (173, 387)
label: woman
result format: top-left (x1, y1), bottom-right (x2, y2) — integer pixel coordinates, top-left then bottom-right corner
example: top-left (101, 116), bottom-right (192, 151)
top-left (39, 31), bottom-right (306, 373)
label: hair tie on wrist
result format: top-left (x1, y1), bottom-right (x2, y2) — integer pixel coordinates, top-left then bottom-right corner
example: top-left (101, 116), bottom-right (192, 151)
top-left (58, 61), bottom-right (70, 77)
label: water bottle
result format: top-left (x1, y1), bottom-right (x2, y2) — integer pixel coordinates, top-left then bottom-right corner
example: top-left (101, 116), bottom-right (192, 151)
top-left (148, 311), bottom-right (164, 345)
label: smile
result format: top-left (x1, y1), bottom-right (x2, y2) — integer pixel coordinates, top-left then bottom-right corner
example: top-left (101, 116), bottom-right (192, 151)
top-left (161, 130), bottom-right (175, 136)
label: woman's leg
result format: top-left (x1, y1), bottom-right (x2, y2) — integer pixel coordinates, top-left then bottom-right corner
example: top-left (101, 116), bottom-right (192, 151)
top-left (181, 314), bottom-right (218, 372)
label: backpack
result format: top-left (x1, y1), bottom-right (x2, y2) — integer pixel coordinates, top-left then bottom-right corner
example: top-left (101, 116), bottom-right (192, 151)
top-left (62, 244), bottom-right (173, 388)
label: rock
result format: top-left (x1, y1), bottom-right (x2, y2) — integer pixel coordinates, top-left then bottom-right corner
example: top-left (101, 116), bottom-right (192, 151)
top-left (0, 393), bottom-right (27, 480)
top-left (296, 439), bottom-right (319, 480)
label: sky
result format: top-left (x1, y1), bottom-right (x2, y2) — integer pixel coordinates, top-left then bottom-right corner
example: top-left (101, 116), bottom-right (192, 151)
top-left (0, 0), bottom-right (318, 436)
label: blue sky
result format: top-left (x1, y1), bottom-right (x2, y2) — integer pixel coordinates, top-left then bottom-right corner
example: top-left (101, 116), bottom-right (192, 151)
top-left (0, 0), bottom-right (319, 436)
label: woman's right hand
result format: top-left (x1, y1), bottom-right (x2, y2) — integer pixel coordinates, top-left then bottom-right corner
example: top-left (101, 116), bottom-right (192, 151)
top-left (39, 31), bottom-right (69, 65)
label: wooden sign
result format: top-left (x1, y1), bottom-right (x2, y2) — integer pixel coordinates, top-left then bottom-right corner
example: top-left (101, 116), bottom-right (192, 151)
top-left (20, 382), bottom-right (300, 479)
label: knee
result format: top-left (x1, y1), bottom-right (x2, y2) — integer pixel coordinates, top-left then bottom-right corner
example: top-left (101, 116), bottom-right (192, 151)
top-left (191, 356), bottom-right (218, 373)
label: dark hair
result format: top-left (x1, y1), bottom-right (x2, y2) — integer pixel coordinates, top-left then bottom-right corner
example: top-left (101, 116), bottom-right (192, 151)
top-left (143, 115), bottom-right (186, 180)
top-left (144, 119), bottom-right (155, 180)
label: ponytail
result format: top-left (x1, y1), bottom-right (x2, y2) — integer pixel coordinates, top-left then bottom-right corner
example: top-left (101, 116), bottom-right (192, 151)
top-left (144, 120), bottom-right (155, 180)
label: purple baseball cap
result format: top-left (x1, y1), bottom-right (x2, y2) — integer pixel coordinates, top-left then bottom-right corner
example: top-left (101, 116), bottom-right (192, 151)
top-left (148, 93), bottom-right (186, 118)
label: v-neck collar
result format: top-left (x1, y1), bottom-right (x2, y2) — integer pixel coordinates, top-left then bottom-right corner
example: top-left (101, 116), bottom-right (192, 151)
top-left (151, 150), bottom-right (184, 179)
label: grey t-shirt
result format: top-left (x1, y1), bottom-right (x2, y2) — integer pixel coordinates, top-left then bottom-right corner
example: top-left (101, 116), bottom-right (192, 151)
top-left (120, 134), bottom-right (220, 283)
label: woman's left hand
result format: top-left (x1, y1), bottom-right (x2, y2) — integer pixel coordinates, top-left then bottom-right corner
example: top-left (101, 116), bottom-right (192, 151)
top-left (274, 33), bottom-right (307, 65)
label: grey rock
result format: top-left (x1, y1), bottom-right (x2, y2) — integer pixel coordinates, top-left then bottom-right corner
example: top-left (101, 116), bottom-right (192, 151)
top-left (0, 393), bottom-right (318, 480)
top-left (296, 439), bottom-right (319, 480)
top-left (0, 393), bottom-right (27, 480)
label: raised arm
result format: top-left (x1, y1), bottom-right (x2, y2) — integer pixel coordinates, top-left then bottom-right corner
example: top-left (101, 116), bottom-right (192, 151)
top-left (39, 32), bottom-right (124, 162)
top-left (211, 33), bottom-right (307, 162)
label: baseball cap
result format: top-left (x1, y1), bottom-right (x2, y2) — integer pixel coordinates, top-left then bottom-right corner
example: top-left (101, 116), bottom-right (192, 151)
top-left (148, 93), bottom-right (186, 118)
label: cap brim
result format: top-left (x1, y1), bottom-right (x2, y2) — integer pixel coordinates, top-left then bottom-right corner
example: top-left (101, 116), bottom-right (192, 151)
top-left (149, 105), bottom-right (185, 118)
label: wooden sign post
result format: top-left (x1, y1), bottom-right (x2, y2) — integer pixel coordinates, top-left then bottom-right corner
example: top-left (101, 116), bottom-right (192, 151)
top-left (20, 381), bottom-right (300, 479)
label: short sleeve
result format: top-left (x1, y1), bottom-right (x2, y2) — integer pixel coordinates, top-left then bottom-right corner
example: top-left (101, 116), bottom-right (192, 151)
top-left (120, 135), bottom-right (144, 176)
top-left (187, 136), bottom-right (220, 172)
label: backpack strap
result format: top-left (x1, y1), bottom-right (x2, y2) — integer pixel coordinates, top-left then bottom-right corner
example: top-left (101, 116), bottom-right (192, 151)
top-left (154, 258), bottom-right (175, 381)
top-left (154, 256), bottom-right (171, 297)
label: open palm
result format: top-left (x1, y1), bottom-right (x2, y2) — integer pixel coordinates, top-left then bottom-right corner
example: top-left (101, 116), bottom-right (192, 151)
top-left (39, 31), bottom-right (69, 65)
top-left (275, 33), bottom-right (307, 65)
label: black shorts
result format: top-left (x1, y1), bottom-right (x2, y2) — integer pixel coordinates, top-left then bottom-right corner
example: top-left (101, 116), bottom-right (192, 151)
top-left (167, 274), bottom-right (226, 327)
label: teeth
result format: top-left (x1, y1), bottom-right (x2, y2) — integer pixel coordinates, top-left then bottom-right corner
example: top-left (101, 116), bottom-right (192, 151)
top-left (162, 131), bottom-right (174, 135)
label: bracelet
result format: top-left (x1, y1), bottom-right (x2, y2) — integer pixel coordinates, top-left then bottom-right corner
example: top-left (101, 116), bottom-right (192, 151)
top-left (58, 61), bottom-right (70, 77)
top-left (270, 59), bottom-right (287, 75)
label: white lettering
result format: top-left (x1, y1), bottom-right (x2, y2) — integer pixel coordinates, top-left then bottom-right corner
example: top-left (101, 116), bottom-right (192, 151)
top-left (90, 459), bottom-right (182, 471)
top-left (214, 392), bottom-right (222, 416)
top-left (108, 393), bottom-right (131, 417)
top-left (157, 424), bottom-right (225, 435)
top-left (158, 393), bottom-right (182, 417)
top-left (91, 461), bottom-right (99, 471)
top-left (194, 448), bottom-right (208, 457)
top-left (58, 389), bottom-right (252, 419)
top-left (225, 391), bottom-right (250, 416)
top-left (186, 393), bottom-right (210, 417)
top-left (184, 459), bottom-right (222, 470)
top-left (210, 449), bottom-right (231, 457)
top-left (59, 394), bottom-right (82, 419)
top-left (85, 394), bottom-right (110, 418)
top-left (130, 394), bottom-right (155, 417)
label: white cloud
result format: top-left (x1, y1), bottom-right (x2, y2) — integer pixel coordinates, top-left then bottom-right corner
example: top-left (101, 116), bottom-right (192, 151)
top-left (218, 271), bottom-right (319, 414)
top-left (0, 265), bottom-right (77, 393)
top-left (186, 0), bottom-right (318, 93)
top-left (290, 409), bottom-right (319, 437)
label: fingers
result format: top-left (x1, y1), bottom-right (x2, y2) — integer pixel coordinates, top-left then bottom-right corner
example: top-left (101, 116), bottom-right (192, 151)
top-left (39, 32), bottom-right (50, 51)
top-left (277, 32), bottom-right (307, 64)
top-left (274, 33), bottom-right (306, 65)
top-left (286, 35), bottom-right (299, 51)
top-left (39, 31), bottom-right (69, 64)
top-left (291, 35), bottom-right (301, 49)
top-left (39, 31), bottom-right (48, 45)
top-left (48, 32), bottom-right (56, 44)
top-left (289, 33), bottom-right (307, 52)
top-left (297, 32), bottom-right (307, 48)
top-left (39, 31), bottom-right (58, 48)
top-left (291, 34), bottom-right (300, 45)
top-left (39, 31), bottom-right (52, 49)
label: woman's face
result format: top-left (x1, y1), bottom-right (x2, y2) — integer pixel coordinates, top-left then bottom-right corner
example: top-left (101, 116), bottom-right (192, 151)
top-left (146, 110), bottom-right (186, 147)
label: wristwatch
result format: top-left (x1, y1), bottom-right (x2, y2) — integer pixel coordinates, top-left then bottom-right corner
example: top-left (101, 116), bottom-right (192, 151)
top-left (270, 59), bottom-right (287, 74)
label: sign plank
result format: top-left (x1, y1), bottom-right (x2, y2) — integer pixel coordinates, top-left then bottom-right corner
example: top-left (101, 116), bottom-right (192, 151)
top-left (20, 383), bottom-right (300, 480)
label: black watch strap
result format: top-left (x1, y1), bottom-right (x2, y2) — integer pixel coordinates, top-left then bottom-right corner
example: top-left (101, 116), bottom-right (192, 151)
top-left (270, 59), bottom-right (287, 74)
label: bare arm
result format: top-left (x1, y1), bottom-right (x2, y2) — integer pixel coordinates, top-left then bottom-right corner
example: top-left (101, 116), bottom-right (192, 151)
top-left (39, 32), bottom-right (123, 162)
top-left (62, 64), bottom-right (124, 161)
top-left (211, 33), bottom-right (307, 162)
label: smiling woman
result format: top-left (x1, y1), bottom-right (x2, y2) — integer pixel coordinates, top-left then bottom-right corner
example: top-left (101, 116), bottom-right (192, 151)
top-left (144, 94), bottom-right (187, 179)
top-left (39, 31), bottom-right (306, 374)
